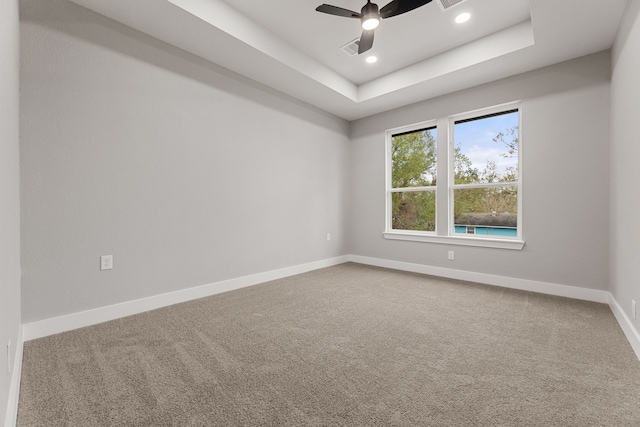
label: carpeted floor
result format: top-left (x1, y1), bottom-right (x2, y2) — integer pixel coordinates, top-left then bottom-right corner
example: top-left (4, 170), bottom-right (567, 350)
top-left (17, 263), bottom-right (640, 426)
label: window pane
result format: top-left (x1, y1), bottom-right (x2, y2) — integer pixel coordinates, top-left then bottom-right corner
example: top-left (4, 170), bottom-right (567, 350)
top-left (454, 111), bottom-right (518, 185)
top-left (391, 128), bottom-right (437, 188)
top-left (453, 187), bottom-right (517, 236)
top-left (392, 191), bottom-right (436, 231)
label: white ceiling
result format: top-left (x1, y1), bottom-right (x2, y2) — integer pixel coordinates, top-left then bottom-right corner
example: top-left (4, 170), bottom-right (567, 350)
top-left (68, 0), bottom-right (627, 121)
top-left (221, 0), bottom-right (532, 85)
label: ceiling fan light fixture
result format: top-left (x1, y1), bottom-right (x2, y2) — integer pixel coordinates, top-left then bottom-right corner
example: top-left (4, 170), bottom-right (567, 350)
top-left (361, 1), bottom-right (380, 30)
top-left (362, 16), bottom-right (380, 30)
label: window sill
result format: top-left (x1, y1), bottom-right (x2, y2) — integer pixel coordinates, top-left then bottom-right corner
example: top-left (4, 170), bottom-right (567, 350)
top-left (383, 231), bottom-right (525, 250)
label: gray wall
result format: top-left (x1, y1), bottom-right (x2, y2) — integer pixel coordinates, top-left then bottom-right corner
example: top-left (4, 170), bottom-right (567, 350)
top-left (611, 1), bottom-right (640, 328)
top-left (0, 0), bottom-right (21, 423)
top-left (20, 0), bottom-right (350, 322)
top-left (349, 52), bottom-right (611, 291)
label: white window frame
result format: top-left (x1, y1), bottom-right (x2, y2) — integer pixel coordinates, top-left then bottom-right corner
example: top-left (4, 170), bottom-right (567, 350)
top-left (384, 102), bottom-right (525, 250)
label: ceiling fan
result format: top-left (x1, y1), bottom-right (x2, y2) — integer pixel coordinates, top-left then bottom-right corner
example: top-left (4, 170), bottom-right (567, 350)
top-left (315, 0), bottom-right (433, 54)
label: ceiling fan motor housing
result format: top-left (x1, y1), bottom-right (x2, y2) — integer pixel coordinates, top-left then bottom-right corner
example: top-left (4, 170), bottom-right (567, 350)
top-left (362, 1), bottom-right (379, 16)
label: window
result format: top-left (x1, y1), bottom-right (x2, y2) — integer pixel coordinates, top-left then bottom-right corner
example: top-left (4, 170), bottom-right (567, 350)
top-left (451, 108), bottom-right (520, 238)
top-left (388, 124), bottom-right (437, 232)
top-left (385, 103), bottom-right (523, 250)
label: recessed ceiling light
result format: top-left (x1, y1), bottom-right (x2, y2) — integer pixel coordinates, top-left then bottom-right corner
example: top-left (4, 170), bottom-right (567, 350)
top-left (455, 12), bottom-right (471, 24)
top-left (366, 56), bottom-right (378, 64)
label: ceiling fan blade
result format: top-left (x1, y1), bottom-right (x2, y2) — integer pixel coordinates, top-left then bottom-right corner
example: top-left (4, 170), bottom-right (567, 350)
top-left (358, 30), bottom-right (374, 54)
top-left (380, 0), bottom-right (432, 19)
top-left (315, 4), bottom-right (362, 18)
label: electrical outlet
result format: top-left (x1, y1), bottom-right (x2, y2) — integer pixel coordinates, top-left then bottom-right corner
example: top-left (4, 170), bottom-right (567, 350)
top-left (633, 300), bottom-right (637, 320)
top-left (100, 255), bottom-right (113, 271)
top-left (448, 251), bottom-right (455, 261)
top-left (327, 233), bottom-right (331, 241)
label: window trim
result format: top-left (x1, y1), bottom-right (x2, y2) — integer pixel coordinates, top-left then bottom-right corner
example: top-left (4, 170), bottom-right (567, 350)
top-left (384, 102), bottom-right (524, 250)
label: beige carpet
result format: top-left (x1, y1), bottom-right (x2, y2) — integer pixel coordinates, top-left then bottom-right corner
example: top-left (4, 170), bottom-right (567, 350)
top-left (17, 263), bottom-right (640, 426)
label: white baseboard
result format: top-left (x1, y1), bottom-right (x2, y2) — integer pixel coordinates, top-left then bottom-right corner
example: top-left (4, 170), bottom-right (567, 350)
top-left (4, 326), bottom-right (23, 427)
top-left (22, 256), bottom-right (350, 342)
top-left (348, 255), bottom-right (610, 303)
top-left (21, 253), bottom-right (614, 339)
top-left (22, 254), bottom-right (613, 343)
top-left (608, 294), bottom-right (640, 361)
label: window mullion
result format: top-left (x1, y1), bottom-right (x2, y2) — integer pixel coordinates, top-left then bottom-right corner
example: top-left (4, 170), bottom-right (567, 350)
top-left (436, 117), bottom-right (450, 236)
